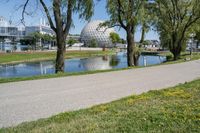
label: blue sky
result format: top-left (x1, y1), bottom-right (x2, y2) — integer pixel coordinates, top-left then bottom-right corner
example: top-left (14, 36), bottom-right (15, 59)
top-left (0, 0), bottom-right (159, 41)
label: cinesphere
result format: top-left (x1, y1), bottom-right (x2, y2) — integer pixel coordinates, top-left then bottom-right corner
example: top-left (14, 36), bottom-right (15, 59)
top-left (81, 20), bottom-right (115, 47)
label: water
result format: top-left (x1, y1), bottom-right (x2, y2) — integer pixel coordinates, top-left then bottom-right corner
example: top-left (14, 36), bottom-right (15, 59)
top-left (0, 52), bottom-right (166, 78)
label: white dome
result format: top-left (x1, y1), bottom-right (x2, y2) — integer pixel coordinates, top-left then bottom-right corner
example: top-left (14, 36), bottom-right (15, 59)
top-left (81, 20), bottom-right (115, 48)
top-left (82, 56), bottom-right (112, 70)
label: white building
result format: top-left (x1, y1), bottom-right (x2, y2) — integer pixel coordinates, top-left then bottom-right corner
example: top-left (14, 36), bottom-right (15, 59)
top-left (25, 18), bottom-right (54, 36)
top-left (0, 17), bottom-right (55, 52)
top-left (81, 20), bottom-right (115, 48)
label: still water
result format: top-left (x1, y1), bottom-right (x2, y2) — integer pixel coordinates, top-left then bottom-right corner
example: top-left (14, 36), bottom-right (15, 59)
top-left (0, 52), bottom-right (166, 78)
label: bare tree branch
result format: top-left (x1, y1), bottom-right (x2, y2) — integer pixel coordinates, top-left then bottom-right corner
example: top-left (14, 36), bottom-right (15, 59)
top-left (39, 0), bottom-right (56, 32)
top-left (63, 0), bottom-right (73, 35)
top-left (21, 0), bottom-right (30, 25)
top-left (117, 0), bottom-right (127, 29)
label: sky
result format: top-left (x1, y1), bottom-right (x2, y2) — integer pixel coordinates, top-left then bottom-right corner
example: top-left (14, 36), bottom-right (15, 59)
top-left (0, 0), bottom-right (159, 41)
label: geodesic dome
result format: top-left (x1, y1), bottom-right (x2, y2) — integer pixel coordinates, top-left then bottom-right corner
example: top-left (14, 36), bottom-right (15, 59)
top-left (80, 20), bottom-right (115, 48)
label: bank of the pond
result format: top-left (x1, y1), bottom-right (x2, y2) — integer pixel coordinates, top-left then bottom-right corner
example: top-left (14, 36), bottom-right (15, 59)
top-left (0, 52), bottom-right (200, 84)
top-left (0, 53), bottom-right (166, 78)
top-left (0, 68), bottom-right (132, 84)
top-left (1, 79), bottom-right (199, 132)
top-left (0, 50), bottom-right (115, 64)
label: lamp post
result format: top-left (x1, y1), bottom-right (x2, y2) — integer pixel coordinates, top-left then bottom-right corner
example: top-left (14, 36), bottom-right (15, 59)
top-left (0, 42), bottom-right (2, 51)
top-left (190, 33), bottom-right (195, 56)
top-left (143, 56), bottom-right (147, 67)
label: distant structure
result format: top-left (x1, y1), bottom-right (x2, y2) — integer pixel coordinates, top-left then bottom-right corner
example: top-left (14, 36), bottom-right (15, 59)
top-left (25, 18), bottom-right (54, 36)
top-left (81, 20), bottom-right (115, 48)
top-left (0, 17), bottom-right (54, 52)
top-left (0, 16), bottom-right (23, 41)
top-left (186, 35), bottom-right (200, 51)
top-left (143, 40), bottom-right (161, 51)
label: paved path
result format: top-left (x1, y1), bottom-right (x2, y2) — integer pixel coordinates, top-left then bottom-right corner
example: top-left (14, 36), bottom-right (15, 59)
top-left (0, 60), bottom-right (200, 128)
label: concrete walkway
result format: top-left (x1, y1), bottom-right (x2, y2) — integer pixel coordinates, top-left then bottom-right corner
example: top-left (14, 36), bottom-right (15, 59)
top-left (0, 60), bottom-right (200, 128)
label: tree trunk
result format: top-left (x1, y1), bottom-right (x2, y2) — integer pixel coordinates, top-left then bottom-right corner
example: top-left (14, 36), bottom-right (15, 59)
top-left (197, 41), bottom-right (199, 49)
top-left (55, 33), bottom-right (66, 73)
top-left (171, 46), bottom-right (181, 61)
top-left (126, 31), bottom-right (134, 66)
top-left (172, 51), bottom-right (180, 60)
top-left (140, 24), bottom-right (145, 44)
top-left (53, 0), bottom-right (67, 73)
top-left (134, 55), bottom-right (139, 66)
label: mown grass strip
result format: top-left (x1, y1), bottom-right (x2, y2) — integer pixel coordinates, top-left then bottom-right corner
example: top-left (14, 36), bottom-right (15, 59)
top-left (1, 79), bottom-right (200, 132)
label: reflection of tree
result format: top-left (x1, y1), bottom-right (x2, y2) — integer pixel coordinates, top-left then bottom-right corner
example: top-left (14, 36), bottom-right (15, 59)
top-left (109, 55), bottom-right (120, 67)
top-left (102, 56), bottom-right (108, 61)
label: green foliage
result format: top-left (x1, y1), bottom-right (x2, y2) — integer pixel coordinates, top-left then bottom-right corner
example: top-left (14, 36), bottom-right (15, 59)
top-left (105, 0), bottom-right (145, 66)
top-left (109, 55), bottom-right (120, 66)
top-left (192, 22), bottom-right (200, 45)
top-left (109, 32), bottom-right (121, 44)
top-left (121, 39), bottom-right (126, 44)
top-left (30, 32), bottom-right (55, 42)
top-left (2, 79), bottom-right (200, 132)
top-left (67, 38), bottom-right (78, 46)
top-left (155, 0), bottom-right (200, 59)
top-left (89, 39), bottom-right (98, 47)
top-left (20, 39), bottom-right (34, 46)
top-left (138, 1), bottom-right (155, 43)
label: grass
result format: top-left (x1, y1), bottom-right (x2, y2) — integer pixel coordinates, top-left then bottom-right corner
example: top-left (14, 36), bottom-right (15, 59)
top-left (159, 51), bottom-right (200, 64)
top-left (0, 51), bottom-right (200, 84)
top-left (0, 68), bottom-right (134, 84)
top-left (1, 79), bottom-right (200, 133)
top-left (0, 50), bottom-right (115, 64)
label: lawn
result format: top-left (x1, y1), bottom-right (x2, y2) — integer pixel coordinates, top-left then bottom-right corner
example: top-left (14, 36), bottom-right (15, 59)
top-left (0, 50), bottom-right (115, 64)
top-left (160, 51), bottom-right (200, 64)
top-left (1, 79), bottom-right (199, 133)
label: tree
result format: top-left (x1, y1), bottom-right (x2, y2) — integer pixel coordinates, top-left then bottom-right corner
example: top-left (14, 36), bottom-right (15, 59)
top-left (67, 38), bottom-right (78, 47)
top-left (121, 39), bottom-right (127, 44)
top-left (29, 32), bottom-right (43, 49)
top-left (22, 0), bottom-right (94, 73)
top-left (194, 31), bottom-right (200, 48)
top-left (192, 22), bottom-right (200, 48)
top-left (20, 38), bottom-right (35, 50)
top-left (155, 0), bottom-right (200, 60)
top-left (89, 39), bottom-right (98, 47)
top-left (105, 0), bottom-right (145, 66)
top-left (138, 0), bottom-right (153, 44)
top-left (109, 32), bottom-right (121, 44)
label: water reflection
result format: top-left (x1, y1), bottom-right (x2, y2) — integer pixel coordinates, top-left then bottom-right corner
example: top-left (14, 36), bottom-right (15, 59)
top-left (0, 52), bottom-right (166, 78)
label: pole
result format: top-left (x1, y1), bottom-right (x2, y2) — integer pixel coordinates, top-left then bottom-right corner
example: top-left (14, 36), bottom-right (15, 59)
top-left (144, 56), bottom-right (147, 67)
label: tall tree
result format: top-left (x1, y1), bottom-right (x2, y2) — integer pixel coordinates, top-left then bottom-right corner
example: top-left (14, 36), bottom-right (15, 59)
top-left (105, 0), bottom-right (144, 66)
top-left (22, 0), bottom-right (94, 73)
top-left (109, 32), bottom-right (121, 44)
top-left (138, 0), bottom-right (153, 44)
top-left (191, 21), bottom-right (200, 48)
top-left (155, 0), bottom-right (200, 60)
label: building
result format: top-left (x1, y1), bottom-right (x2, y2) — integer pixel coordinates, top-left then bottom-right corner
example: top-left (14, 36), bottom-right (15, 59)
top-left (25, 19), bottom-right (54, 36)
top-left (80, 20), bottom-right (115, 48)
top-left (186, 35), bottom-right (200, 51)
top-left (0, 16), bottom-right (23, 52)
top-left (0, 16), bottom-right (20, 41)
top-left (143, 40), bottom-right (161, 51)
top-left (0, 17), bottom-right (54, 52)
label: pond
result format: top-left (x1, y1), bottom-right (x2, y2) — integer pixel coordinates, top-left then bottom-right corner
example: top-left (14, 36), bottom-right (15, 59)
top-left (0, 52), bottom-right (166, 78)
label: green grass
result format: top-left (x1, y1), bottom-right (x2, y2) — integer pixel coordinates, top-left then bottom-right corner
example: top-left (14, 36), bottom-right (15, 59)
top-left (0, 50), bottom-right (115, 64)
top-left (1, 79), bottom-right (200, 133)
top-left (0, 67), bottom-right (134, 84)
top-left (159, 51), bottom-right (200, 64)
